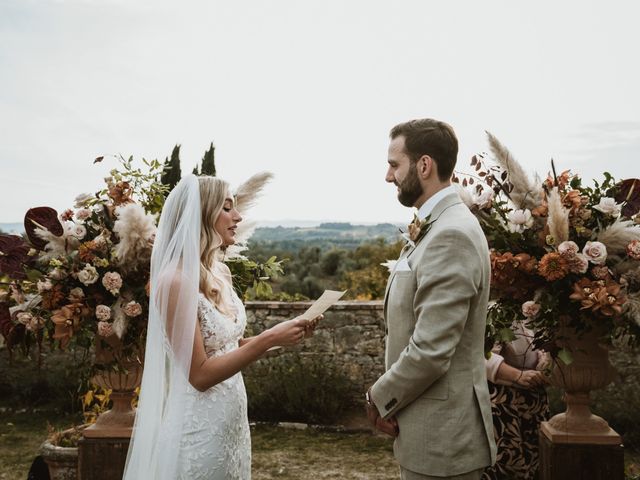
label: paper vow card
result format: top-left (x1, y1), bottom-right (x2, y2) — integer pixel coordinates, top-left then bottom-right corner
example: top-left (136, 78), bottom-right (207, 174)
top-left (297, 289), bottom-right (347, 321)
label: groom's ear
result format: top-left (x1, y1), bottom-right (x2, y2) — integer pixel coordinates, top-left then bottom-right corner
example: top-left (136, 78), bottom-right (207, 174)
top-left (417, 155), bottom-right (436, 180)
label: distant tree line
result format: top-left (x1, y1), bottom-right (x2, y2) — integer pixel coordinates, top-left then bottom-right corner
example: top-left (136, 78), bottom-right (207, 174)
top-left (247, 237), bottom-right (403, 300)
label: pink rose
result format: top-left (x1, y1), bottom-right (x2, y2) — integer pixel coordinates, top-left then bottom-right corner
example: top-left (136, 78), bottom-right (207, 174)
top-left (568, 253), bottom-right (589, 274)
top-left (522, 301), bottom-right (541, 318)
top-left (582, 241), bottom-right (607, 265)
top-left (102, 271), bottom-right (123, 295)
top-left (627, 240), bottom-right (640, 260)
top-left (95, 304), bottom-right (112, 321)
top-left (75, 208), bottom-right (92, 221)
top-left (123, 301), bottom-right (142, 317)
top-left (97, 321), bottom-right (113, 337)
top-left (558, 241), bottom-right (579, 258)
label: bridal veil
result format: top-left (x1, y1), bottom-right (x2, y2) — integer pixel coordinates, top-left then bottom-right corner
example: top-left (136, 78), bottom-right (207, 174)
top-left (123, 174), bottom-right (201, 479)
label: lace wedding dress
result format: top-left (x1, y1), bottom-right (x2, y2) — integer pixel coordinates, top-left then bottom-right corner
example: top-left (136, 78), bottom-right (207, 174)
top-left (175, 291), bottom-right (251, 479)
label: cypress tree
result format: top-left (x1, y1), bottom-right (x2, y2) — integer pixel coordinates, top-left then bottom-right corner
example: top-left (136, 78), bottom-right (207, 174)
top-left (200, 143), bottom-right (216, 176)
top-left (161, 144), bottom-right (182, 192)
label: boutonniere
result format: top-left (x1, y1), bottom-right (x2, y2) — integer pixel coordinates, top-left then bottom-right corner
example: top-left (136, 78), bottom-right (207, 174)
top-left (407, 214), bottom-right (432, 244)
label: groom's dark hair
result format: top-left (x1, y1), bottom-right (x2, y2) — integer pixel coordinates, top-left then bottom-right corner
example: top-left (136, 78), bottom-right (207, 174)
top-left (390, 118), bottom-right (458, 182)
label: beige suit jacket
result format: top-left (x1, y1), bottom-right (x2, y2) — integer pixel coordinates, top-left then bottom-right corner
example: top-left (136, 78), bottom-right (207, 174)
top-left (371, 192), bottom-right (496, 477)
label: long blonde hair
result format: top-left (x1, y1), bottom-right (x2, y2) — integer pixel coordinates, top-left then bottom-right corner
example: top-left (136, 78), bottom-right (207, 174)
top-left (198, 176), bottom-right (235, 316)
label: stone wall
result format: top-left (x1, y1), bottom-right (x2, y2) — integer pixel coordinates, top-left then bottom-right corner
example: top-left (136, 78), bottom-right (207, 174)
top-left (244, 300), bottom-right (385, 405)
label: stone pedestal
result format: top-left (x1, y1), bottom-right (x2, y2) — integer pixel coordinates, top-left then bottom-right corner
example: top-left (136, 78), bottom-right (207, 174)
top-left (538, 426), bottom-right (624, 480)
top-left (77, 436), bottom-right (129, 480)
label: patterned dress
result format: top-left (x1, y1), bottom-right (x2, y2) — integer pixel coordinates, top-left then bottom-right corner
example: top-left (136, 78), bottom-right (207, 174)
top-left (175, 291), bottom-right (251, 480)
top-left (483, 321), bottom-right (549, 480)
top-left (482, 382), bottom-right (549, 480)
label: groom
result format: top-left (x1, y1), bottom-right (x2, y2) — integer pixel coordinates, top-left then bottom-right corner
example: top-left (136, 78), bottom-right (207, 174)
top-left (366, 119), bottom-right (496, 479)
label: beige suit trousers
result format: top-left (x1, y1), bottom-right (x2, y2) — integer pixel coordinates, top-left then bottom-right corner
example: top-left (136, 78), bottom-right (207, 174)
top-left (400, 466), bottom-right (483, 480)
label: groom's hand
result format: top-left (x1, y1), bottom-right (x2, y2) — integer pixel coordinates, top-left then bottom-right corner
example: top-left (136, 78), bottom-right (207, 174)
top-left (365, 388), bottom-right (399, 437)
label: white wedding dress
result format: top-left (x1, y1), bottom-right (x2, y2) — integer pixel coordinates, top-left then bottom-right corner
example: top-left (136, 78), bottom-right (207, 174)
top-left (175, 291), bottom-right (251, 479)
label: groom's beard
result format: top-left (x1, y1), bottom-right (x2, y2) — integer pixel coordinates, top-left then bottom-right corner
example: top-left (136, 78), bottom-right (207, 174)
top-left (397, 163), bottom-right (423, 207)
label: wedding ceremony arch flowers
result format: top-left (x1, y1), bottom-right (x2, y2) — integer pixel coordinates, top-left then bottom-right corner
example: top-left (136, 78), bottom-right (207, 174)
top-left (455, 133), bottom-right (640, 360)
top-left (0, 156), bottom-right (166, 362)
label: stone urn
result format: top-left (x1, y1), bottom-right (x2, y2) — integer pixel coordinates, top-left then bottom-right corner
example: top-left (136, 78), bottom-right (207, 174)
top-left (540, 325), bottom-right (621, 444)
top-left (40, 440), bottom-right (78, 480)
top-left (83, 334), bottom-right (143, 439)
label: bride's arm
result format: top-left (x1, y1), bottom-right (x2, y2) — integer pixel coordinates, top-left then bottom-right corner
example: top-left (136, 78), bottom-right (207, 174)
top-left (188, 322), bottom-right (286, 392)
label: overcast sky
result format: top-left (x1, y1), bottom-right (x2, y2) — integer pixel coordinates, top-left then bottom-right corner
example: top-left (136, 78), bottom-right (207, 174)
top-left (1, 0), bottom-right (639, 225)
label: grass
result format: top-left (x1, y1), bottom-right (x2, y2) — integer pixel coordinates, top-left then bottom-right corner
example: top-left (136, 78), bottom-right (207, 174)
top-left (1, 409), bottom-right (639, 480)
top-left (251, 425), bottom-right (397, 479)
top-left (0, 409), bottom-right (82, 480)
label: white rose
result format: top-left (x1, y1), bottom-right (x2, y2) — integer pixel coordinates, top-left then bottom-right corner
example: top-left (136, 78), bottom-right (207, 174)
top-left (16, 311), bottom-right (33, 325)
top-left (95, 304), bottom-right (112, 321)
top-left (522, 301), bottom-right (541, 318)
top-left (37, 278), bottom-right (53, 293)
top-left (77, 264), bottom-right (99, 285)
top-left (593, 197), bottom-right (622, 217)
top-left (67, 223), bottom-right (87, 240)
top-left (473, 189), bottom-right (494, 209)
top-left (582, 241), bottom-right (608, 265)
top-left (507, 209), bottom-right (534, 233)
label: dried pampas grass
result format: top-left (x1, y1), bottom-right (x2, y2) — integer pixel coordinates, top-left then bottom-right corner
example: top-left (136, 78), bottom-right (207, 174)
top-left (34, 227), bottom-right (79, 262)
top-left (546, 188), bottom-right (570, 245)
top-left (223, 172), bottom-right (274, 259)
top-left (597, 219), bottom-right (640, 255)
top-left (112, 203), bottom-right (156, 272)
top-left (234, 172), bottom-right (274, 215)
top-left (486, 131), bottom-right (542, 211)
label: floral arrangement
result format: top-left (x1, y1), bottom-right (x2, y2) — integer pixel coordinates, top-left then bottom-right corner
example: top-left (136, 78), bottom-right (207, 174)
top-left (0, 156), bottom-right (166, 362)
top-left (455, 133), bottom-right (640, 360)
top-left (0, 156), bottom-right (281, 365)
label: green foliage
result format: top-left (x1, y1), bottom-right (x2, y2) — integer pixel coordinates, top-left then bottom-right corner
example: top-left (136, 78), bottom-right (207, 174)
top-left (0, 350), bottom-right (91, 413)
top-left (160, 144), bottom-right (182, 193)
top-left (103, 155), bottom-right (168, 216)
top-left (226, 256), bottom-right (285, 301)
top-left (200, 142), bottom-right (216, 176)
top-left (246, 235), bottom-right (404, 301)
top-left (245, 353), bottom-right (351, 424)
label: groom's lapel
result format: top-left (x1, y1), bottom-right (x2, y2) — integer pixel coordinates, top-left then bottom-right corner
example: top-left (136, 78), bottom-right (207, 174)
top-left (382, 243), bottom-right (415, 323)
top-left (404, 193), bottom-right (462, 260)
top-left (383, 192), bottom-right (463, 316)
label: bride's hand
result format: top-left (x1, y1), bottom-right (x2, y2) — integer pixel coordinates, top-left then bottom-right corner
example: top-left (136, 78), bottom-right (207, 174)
top-left (304, 314), bottom-right (323, 338)
top-left (266, 318), bottom-right (309, 347)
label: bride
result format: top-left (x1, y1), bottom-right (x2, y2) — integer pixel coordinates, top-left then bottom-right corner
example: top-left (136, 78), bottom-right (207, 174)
top-left (123, 174), bottom-right (313, 479)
